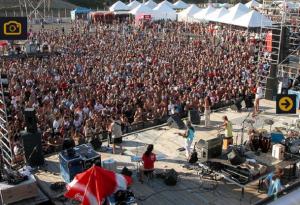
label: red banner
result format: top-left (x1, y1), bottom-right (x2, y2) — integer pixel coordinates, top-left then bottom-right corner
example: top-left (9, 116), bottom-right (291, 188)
top-left (266, 31), bottom-right (272, 52)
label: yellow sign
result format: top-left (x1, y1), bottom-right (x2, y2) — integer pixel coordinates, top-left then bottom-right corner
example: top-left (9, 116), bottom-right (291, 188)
top-left (3, 21), bottom-right (22, 36)
top-left (278, 96), bottom-right (294, 112)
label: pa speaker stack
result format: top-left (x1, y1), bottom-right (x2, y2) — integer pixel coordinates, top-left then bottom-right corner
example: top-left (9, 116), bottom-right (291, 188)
top-left (21, 108), bottom-right (44, 167)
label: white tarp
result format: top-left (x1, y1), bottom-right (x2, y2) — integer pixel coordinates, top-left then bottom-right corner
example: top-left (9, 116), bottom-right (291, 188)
top-left (173, 0), bottom-right (189, 10)
top-left (127, 0), bottom-right (141, 10)
top-left (193, 5), bottom-right (216, 20)
top-left (153, 2), bottom-right (177, 20)
top-left (144, 0), bottom-right (157, 9)
top-left (245, 0), bottom-right (261, 8)
top-left (205, 7), bottom-right (229, 22)
top-left (219, 3), bottom-right (250, 24)
top-left (130, 4), bottom-right (153, 15)
top-left (178, 4), bottom-right (201, 22)
top-left (232, 10), bottom-right (273, 28)
top-left (157, 0), bottom-right (175, 9)
top-left (109, 1), bottom-right (129, 11)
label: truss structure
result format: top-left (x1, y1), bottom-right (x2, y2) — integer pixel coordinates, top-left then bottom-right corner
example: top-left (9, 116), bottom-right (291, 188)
top-left (19, 0), bottom-right (51, 19)
top-left (258, 0), bottom-right (300, 98)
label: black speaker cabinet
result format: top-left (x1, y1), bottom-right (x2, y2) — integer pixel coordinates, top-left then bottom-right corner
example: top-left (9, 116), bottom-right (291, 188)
top-left (188, 110), bottom-right (201, 125)
top-left (167, 115), bottom-right (185, 129)
top-left (21, 131), bottom-right (44, 167)
top-left (196, 137), bottom-right (223, 161)
top-left (24, 108), bottom-right (38, 133)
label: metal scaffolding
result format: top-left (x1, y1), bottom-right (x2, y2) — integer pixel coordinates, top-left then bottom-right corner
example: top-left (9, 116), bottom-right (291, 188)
top-left (258, 0), bottom-right (300, 99)
top-left (18, 0), bottom-right (51, 19)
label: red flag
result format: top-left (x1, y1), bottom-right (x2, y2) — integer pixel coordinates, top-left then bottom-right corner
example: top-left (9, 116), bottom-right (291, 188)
top-left (65, 165), bottom-right (132, 205)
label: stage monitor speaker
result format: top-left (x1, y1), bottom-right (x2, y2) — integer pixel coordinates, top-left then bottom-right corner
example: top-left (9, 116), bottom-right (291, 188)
top-left (24, 108), bottom-right (37, 133)
top-left (21, 131), bottom-right (44, 167)
top-left (196, 137), bottom-right (223, 161)
top-left (227, 149), bottom-right (245, 165)
top-left (89, 137), bottom-right (102, 150)
top-left (167, 115), bottom-right (185, 129)
top-left (188, 110), bottom-right (201, 125)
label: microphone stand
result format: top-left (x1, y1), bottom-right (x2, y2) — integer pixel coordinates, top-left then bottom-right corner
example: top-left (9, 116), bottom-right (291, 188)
top-left (27, 145), bottom-right (38, 166)
top-left (240, 111), bottom-right (251, 146)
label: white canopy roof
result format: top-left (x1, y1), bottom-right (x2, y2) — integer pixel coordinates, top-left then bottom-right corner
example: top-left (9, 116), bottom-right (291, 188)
top-left (193, 5), bottom-right (216, 20)
top-left (127, 0), bottom-right (141, 10)
top-left (219, 3), bottom-right (250, 24)
top-left (178, 4), bottom-right (201, 22)
top-left (157, 0), bottom-right (174, 9)
top-left (173, 0), bottom-right (189, 9)
top-left (130, 4), bottom-right (153, 15)
top-left (109, 1), bottom-right (129, 11)
top-left (232, 10), bottom-right (273, 28)
top-left (280, 2), bottom-right (300, 9)
top-left (153, 2), bottom-right (177, 20)
top-left (144, 0), bottom-right (157, 9)
top-left (205, 7), bottom-right (229, 22)
top-left (245, 0), bottom-right (261, 8)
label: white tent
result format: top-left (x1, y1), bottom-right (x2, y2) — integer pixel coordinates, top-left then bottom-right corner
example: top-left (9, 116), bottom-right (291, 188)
top-left (173, 0), bottom-right (189, 10)
top-left (193, 5), bottom-right (216, 20)
top-left (219, 3), bottom-right (250, 24)
top-left (130, 4), bottom-right (153, 15)
top-left (245, 0), bottom-right (261, 8)
top-left (157, 0), bottom-right (174, 9)
top-left (280, 2), bottom-right (300, 9)
top-left (127, 0), bottom-right (141, 10)
top-left (232, 10), bottom-right (273, 28)
top-left (152, 2), bottom-right (177, 20)
top-left (205, 7), bottom-right (229, 22)
top-left (109, 1), bottom-right (129, 11)
top-left (178, 4), bottom-right (201, 22)
top-left (144, 0), bottom-right (157, 9)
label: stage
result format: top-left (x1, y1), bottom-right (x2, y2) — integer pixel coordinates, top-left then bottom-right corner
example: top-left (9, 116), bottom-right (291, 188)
top-left (29, 100), bottom-right (300, 205)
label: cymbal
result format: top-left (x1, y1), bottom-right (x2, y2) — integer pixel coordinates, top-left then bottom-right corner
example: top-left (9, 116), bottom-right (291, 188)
top-left (282, 122), bottom-right (289, 126)
top-left (264, 119), bottom-right (274, 125)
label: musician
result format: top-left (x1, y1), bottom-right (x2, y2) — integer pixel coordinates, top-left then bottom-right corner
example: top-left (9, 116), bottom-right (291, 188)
top-left (254, 83), bottom-right (263, 115)
top-left (139, 144), bottom-right (156, 183)
top-left (110, 116), bottom-right (123, 154)
top-left (220, 116), bottom-right (233, 149)
top-left (204, 96), bottom-right (211, 127)
top-left (178, 121), bottom-right (195, 159)
top-left (264, 166), bottom-right (284, 196)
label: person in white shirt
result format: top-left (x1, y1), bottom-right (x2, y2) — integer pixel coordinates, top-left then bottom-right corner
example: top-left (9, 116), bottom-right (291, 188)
top-left (254, 83), bottom-right (263, 115)
top-left (110, 116), bottom-right (123, 154)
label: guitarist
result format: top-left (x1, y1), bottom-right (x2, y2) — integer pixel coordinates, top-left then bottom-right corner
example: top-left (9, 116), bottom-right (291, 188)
top-left (177, 121), bottom-right (195, 160)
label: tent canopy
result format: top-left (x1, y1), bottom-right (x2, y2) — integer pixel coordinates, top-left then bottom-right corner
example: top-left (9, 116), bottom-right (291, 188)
top-left (219, 3), bottom-right (250, 24)
top-left (245, 0), bottom-right (261, 8)
top-left (157, 0), bottom-right (174, 9)
top-left (127, 0), bottom-right (141, 10)
top-left (153, 2), bottom-right (176, 20)
top-left (71, 7), bottom-right (91, 14)
top-left (144, 0), bottom-right (157, 9)
top-left (205, 7), bottom-right (229, 22)
top-left (232, 10), bottom-right (273, 28)
top-left (178, 4), bottom-right (201, 22)
top-left (173, 0), bottom-right (189, 10)
top-left (109, 1), bottom-right (129, 11)
top-left (130, 4), bottom-right (153, 15)
top-left (193, 5), bottom-right (216, 20)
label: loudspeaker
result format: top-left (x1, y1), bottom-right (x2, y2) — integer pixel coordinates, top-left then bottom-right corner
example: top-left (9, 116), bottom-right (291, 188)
top-left (21, 131), bottom-right (44, 167)
top-left (227, 148), bottom-right (245, 165)
top-left (265, 77), bottom-right (278, 100)
top-left (188, 110), bottom-right (201, 125)
top-left (24, 108), bottom-right (37, 133)
top-left (196, 137), bottom-right (223, 161)
top-left (167, 115), bottom-right (185, 129)
top-left (89, 137), bottom-right (102, 150)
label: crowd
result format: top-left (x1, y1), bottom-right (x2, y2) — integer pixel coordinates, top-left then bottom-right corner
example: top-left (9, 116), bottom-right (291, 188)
top-left (0, 20), bottom-right (259, 156)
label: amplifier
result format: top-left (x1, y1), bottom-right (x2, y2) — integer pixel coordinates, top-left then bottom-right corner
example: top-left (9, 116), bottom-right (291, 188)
top-left (196, 137), bottom-right (223, 161)
top-left (59, 144), bottom-right (101, 183)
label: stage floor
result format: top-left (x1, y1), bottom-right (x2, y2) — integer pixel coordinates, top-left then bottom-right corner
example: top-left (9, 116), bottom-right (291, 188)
top-left (33, 100), bottom-right (300, 205)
